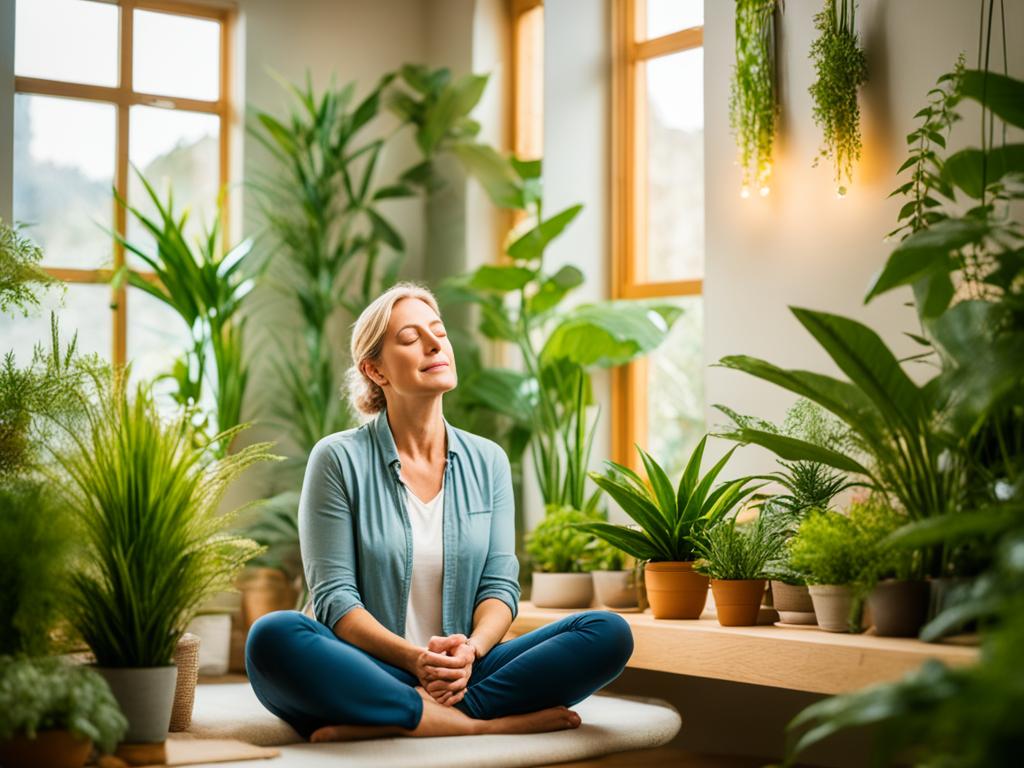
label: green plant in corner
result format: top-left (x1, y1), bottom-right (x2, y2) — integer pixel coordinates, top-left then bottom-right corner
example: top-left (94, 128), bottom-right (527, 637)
top-left (0, 656), bottom-right (127, 756)
top-left (808, 0), bottom-right (868, 195)
top-left (50, 369), bottom-right (280, 667)
top-left (730, 0), bottom-right (780, 197)
top-left (572, 436), bottom-right (764, 563)
top-left (0, 219), bottom-right (59, 318)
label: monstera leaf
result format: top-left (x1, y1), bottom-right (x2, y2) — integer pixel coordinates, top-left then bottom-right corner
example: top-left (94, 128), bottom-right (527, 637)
top-left (541, 301), bottom-right (682, 368)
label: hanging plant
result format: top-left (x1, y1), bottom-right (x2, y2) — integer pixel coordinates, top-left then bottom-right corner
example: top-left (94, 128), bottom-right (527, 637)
top-left (729, 0), bottom-right (780, 198)
top-left (808, 0), bottom-right (868, 196)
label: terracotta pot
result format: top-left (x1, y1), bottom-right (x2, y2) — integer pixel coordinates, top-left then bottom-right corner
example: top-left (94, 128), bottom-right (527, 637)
top-left (0, 730), bottom-right (92, 768)
top-left (808, 584), bottom-right (860, 633)
top-left (239, 567), bottom-right (299, 629)
top-left (644, 562), bottom-right (709, 619)
top-left (531, 572), bottom-right (594, 609)
top-left (869, 579), bottom-right (930, 637)
top-left (95, 665), bottom-right (178, 743)
top-left (710, 579), bottom-right (766, 626)
top-left (771, 581), bottom-right (817, 625)
top-left (592, 569), bottom-right (640, 609)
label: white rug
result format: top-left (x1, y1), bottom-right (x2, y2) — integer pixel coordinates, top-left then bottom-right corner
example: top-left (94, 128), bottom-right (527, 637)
top-left (186, 683), bottom-right (681, 767)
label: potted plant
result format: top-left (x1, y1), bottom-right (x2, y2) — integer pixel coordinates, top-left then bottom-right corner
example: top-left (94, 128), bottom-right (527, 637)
top-left (51, 371), bottom-right (277, 743)
top-left (0, 656), bottom-right (127, 768)
top-left (589, 539), bottom-right (639, 610)
top-left (526, 505), bottom-right (602, 609)
top-left (575, 436), bottom-right (763, 619)
top-left (692, 512), bottom-right (785, 626)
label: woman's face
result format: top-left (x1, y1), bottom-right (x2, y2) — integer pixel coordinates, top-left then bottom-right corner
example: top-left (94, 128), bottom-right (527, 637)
top-left (363, 297), bottom-right (457, 402)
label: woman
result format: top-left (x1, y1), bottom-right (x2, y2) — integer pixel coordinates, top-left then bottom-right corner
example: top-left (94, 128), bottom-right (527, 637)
top-left (245, 282), bottom-right (633, 742)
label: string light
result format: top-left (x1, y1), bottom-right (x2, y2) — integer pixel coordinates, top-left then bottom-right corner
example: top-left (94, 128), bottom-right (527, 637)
top-left (740, 185), bottom-right (751, 199)
top-left (759, 185), bottom-right (770, 197)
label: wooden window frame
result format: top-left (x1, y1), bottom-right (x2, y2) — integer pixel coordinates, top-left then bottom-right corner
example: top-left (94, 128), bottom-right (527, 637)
top-left (13, 0), bottom-right (234, 365)
top-left (611, 0), bottom-right (703, 471)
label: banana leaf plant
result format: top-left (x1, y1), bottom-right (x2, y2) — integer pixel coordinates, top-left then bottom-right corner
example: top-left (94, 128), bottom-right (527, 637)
top-left (438, 154), bottom-right (681, 515)
top-left (111, 169), bottom-right (261, 457)
top-left (571, 435), bottom-right (764, 563)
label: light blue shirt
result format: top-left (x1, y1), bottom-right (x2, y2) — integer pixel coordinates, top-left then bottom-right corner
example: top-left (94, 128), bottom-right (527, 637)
top-left (297, 407), bottom-right (521, 637)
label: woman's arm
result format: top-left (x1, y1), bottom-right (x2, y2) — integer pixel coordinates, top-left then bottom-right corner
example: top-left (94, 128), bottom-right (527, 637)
top-left (472, 447), bottom-right (521, 623)
top-left (466, 597), bottom-right (513, 658)
top-left (335, 606), bottom-right (464, 677)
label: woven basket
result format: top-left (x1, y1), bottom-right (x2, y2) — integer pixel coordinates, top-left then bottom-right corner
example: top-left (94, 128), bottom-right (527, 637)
top-left (170, 633), bottom-right (200, 732)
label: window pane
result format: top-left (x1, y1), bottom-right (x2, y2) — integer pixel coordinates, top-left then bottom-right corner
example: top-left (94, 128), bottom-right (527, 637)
top-left (126, 106), bottom-right (220, 268)
top-left (645, 0), bottom-right (703, 40)
top-left (14, 0), bottom-right (119, 87)
top-left (126, 287), bottom-right (193, 405)
top-left (13, 94), bottom-right (117, 269)
top-left (133, 9), bottom-right (221, 101)
top-left (647, 295), bottom-right (704, 481)
top-left (644, 48), bottom-right (704, 281)
top-left (0, 283), bottom-right (112, 365)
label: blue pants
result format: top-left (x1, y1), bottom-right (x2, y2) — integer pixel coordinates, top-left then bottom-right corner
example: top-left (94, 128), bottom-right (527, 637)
top-left (245, 609), bottom-right (634, 740)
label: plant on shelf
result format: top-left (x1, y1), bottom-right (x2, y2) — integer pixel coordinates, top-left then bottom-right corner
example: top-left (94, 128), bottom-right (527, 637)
top-left (526, 505), bottom-right (604, 610)
top-left (730, 0), bottom-right (780, 198)
top-left (0, 655), bottom-right (127, 767)
top-left (112, 171), bottom-right (263, 458)
top-left (49, 369), bottom-right (278, 742)
top-left (808, 0), bottom-right (868, 196)
top-left (573, 436), bottom-right (763, 619)
top-left (692, 512), bottom-right (785, 626)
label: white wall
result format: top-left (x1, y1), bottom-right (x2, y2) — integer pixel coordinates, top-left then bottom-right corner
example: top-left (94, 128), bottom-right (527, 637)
top-left (703, 0), bottom-right (1023, 475)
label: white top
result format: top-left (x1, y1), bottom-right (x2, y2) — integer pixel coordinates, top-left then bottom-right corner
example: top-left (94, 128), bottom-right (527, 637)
top-left (401, 476), bottom-right (445, 648)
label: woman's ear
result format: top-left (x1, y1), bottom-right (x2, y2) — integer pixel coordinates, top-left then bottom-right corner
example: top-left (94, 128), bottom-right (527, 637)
top-left (361, 358), bottom-right (388, 387)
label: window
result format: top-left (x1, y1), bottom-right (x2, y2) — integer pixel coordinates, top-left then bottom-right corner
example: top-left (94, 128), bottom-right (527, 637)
top-left (612, 0), bottom-right (704, 478)
top-left (5, 0), bottom-right (233, 379)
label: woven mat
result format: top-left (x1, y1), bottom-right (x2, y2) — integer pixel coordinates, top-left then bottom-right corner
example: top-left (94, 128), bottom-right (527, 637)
top-left (134, 737), bottom-right (278, 766)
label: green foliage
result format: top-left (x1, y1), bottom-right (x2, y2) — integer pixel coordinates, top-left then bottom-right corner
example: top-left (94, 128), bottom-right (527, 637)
top-left (729, 0), bottom-right (779, 194)
top-left (808, 0), bottom-right (868, 194)
top-left (692, 512), bottom-right (786, 580)
top-left (0, 480), bottom-right (77, 656)
top-left (0, 220), bottom-right (59, 318)
top-left (787, 499), bottom-right (912, 587)
top-left (525, 505), bottom-right (605, 574)
top-left (112, 171), bottom-right (261, 457)
top-left (589, 536), bottom-right (627, 572)
top-left (886, 55), bottom-right (965, 242)
top-left (0, 656), bottom-right (127, 755)
top-left (51, 370), bottom-right (279, 667)
top-left (573, 436), bottom-right (764, 563)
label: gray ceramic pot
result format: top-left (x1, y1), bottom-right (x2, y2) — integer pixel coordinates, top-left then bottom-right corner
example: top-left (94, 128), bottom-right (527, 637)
top-left (869, 579), bottom-right (930, 637)
top-left (531, 572), bottom-right (594, 609)
top-left (592, 570), bottom-right (640, 609)
top-left (95, 665), bottom-right (178, 743)
top-left (807, 584), bottom-right (859, 633)
top-left (771, 581), bottom-right (817, 625)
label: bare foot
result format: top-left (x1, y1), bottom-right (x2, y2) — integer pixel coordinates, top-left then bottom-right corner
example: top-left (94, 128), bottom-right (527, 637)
top-left (309, 685), bottom-right (581, 742)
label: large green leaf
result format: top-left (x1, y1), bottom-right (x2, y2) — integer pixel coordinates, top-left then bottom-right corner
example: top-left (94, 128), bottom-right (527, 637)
top-left (791, 308), bottom-right (925, 429)
top-left (942, 144), bottom-right (1024, 199)
top-left (587, 470), bottom-right (673, 552)
top-left (571, 522), bottom-right (663, 562)
top-left (450, 143), bottom-right (524, 209)
top-left (468, 264), bottom-right (536, 293)
top-left (506, 205), bottom-right (583, 262)
top-left (865, 217), bottom-right (988, 302)
top-left (541, 301), bottom-right (681, 368)
top-left (417, 73), bottom-right (488, 154)
top-left (459, 368), bottom-right (535, 425)
top-left (718, 427), bottom-right (873, 477)
top-left (960, 69), bottom-right (1024, 129)
top-left (526, 265), bottom-right (584, 315)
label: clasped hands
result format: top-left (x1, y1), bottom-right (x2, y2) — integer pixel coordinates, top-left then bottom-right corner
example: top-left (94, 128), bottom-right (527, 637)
top-left (413, 633), bottom-right (475, 707)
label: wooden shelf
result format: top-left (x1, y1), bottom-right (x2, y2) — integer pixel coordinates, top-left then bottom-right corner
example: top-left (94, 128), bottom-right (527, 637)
top-left (509, 602), bottom-right (979, 695)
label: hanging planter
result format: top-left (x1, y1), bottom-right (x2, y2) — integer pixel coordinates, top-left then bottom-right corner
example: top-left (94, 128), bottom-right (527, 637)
top-left (730, 0), bottom-right (781, 198)
top-left (808, 0), bottom-right (868, 196)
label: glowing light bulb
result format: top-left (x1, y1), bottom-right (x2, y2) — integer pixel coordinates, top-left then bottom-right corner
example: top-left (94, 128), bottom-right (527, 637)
top-left (759, 185), bottom-right (770, 197)
top-left (740, 185), bottom-right (751, 199)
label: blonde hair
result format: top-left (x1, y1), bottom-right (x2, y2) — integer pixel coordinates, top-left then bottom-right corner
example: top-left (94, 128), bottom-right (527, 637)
top-left (345, 282), bottom-right (443, 419)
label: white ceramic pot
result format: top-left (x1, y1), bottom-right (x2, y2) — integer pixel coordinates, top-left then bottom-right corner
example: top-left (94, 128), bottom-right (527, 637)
top-left (186, 613), bottom-right (232, 675)
top-left (807, 584), bottom-right (858, 633)
top-left (95, 665), bottom-right (178, 743)
top-left (531, 572), bottom-right (594, 609)
top-left (771, 581), bottom-right (817, 625)
top-left (592, 570), bottom-right (640, 609)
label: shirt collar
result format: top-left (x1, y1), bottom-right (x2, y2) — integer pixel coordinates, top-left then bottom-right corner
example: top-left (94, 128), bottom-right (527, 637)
top-left (372, 407), bottom-right (459, 471)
